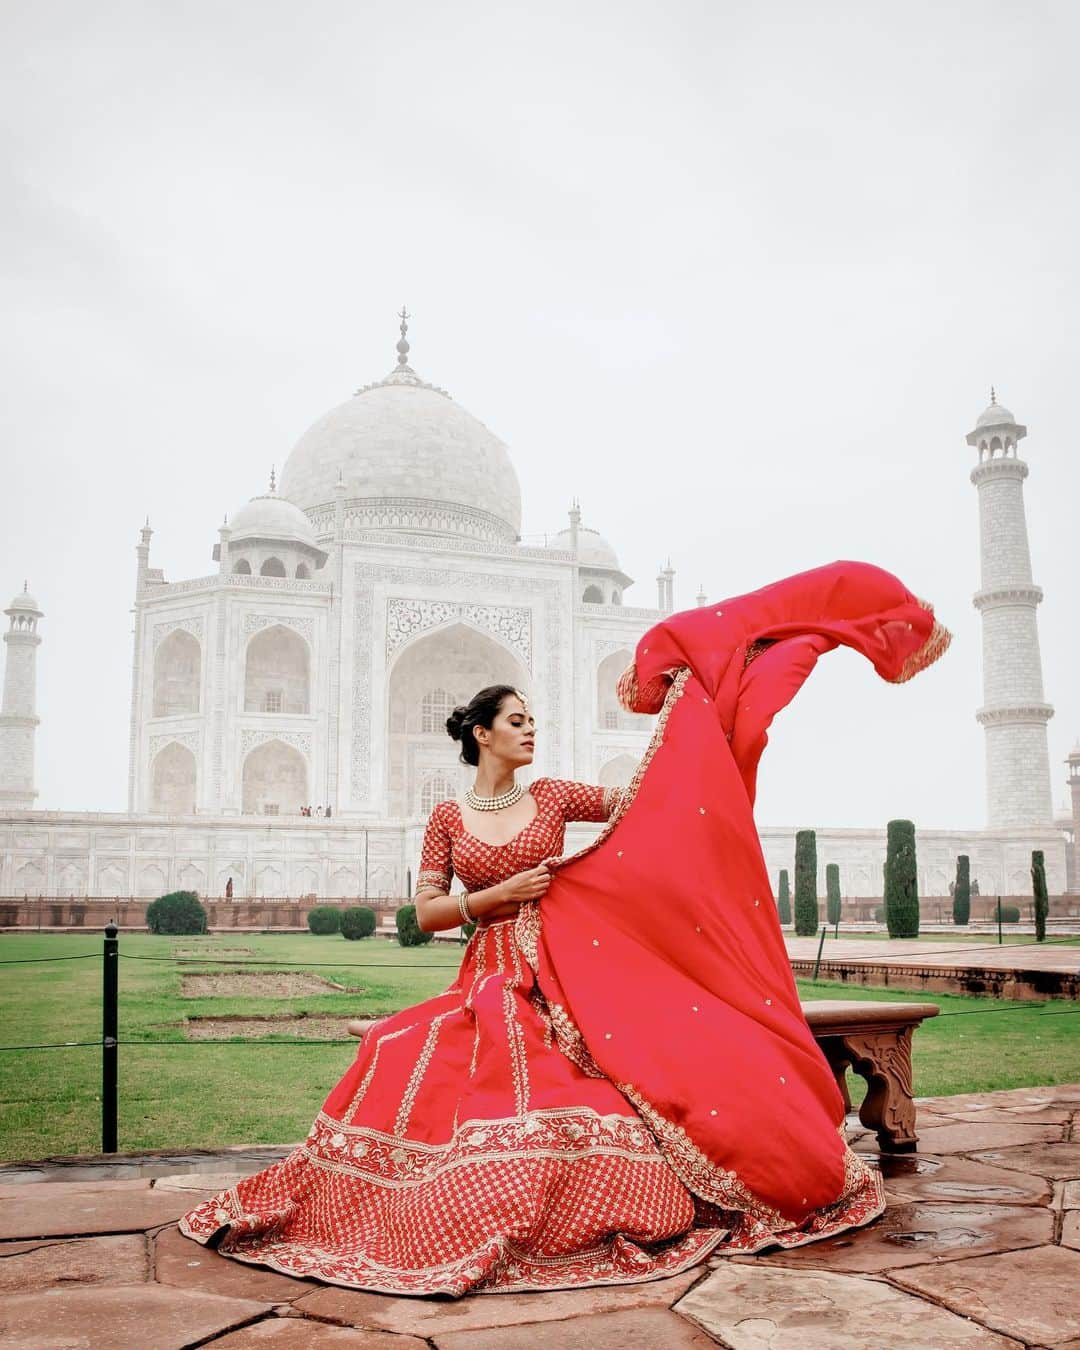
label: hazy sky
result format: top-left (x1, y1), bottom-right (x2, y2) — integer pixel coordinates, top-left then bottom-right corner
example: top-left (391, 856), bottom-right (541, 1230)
top-left (2, 0), bottom-right (1077, 831)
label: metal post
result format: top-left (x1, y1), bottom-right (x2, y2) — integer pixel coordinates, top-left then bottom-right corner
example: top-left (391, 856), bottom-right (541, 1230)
top-left (102, 922), bottom-right (118, 1153)
top-left (812, 925), bottom-right (827, 981)
top-left (997, 897), bottom-right (1003, 945)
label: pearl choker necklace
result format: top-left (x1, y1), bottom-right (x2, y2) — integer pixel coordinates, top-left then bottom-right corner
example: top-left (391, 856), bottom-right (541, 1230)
top-left (464, 783), bottom-right (524, 812)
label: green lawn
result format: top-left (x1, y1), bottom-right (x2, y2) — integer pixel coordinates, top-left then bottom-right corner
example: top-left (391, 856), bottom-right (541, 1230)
top-left (1, 932), bottom-right (1077, 1162)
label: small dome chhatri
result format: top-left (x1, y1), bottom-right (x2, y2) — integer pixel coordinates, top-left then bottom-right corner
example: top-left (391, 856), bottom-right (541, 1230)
top-left (278, 310), bottom-right (522, 543)
top-left (229, 470), bottom-right (320, 549)
top-left (549, 525), bottom-right (622, 572)
top-left (976, 387), bottom-right (1017, 429)
top-left (7, 581), bottom-right (41, 614)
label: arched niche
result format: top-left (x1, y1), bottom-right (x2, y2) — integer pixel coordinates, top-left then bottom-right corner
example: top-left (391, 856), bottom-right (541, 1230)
top-left (244, 625), bottom-right (310, 713)
top-left (233, 558), bottom-right (252, 575)
top-left (137, 863), bottom-right (168, 898)
top-left (582, 584), bottom-right (604, 604)
top-left (150, 742), bottom-right (197, 814)
top-left (421, 688), bottom-right (455, 734)
top-left (387, 622), bottom-right (530, 817)
top-left (260, 557), bottom-right (287, 577)
top-left (598, 753), bottom-right (637, 788)
top-left (597, 649), bottom-right (633, 730)
top-left (296, 562), bottom-right (311, 579)
top-left (153, 630), bottom-right (201, 717)
top-left (242, 739), bottom-right (307, 815)
top-left (420, 771), bottom-right (457, 815)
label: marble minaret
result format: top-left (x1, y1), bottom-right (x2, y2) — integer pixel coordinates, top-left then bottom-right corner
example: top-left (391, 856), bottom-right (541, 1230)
top-left (967, 392), bottom-right (1054, 828)
top-left (0, 584), bottom-right (44, 809)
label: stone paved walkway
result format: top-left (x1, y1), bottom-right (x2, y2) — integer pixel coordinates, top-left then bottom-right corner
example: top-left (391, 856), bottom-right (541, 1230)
top-left (1, 1085), bottom-right (1078, 1348)
top-left (785, 936), bottom-right (1080, 975)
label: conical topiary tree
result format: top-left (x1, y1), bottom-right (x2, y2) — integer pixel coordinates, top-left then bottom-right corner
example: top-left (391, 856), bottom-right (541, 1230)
top-left (777, 869), bottom-right (792, 925)
top-left (825, 863), bottom-right (841, 928)
top-left (794, 830), bottom-right (819, 936)
top-left (884, 819), bottom-right (919, 938)
top-left (1032, 849), bottom-right (1048, 942)
top-left (952, 855), bottom-right (970, 926)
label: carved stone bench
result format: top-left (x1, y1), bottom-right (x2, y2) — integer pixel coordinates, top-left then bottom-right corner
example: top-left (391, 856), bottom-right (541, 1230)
top-left (349, 997), bottom-right (939, 1154)
top-left (801, 999), bottom-right (939, 1152)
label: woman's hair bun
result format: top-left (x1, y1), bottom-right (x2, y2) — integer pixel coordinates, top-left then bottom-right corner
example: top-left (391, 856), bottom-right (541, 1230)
top-left (445, 706), bottom-right (468, 741)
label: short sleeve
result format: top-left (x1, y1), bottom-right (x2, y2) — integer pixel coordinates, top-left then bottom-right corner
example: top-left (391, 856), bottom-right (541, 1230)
top-left (543, 779), bottom-right (626, 824)
top-left (416, 804), bottom-right (454, 895)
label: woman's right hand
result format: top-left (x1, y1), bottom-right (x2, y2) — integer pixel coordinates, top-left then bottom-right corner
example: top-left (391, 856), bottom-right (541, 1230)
top-left (476, 864), bottom-right (552, 920)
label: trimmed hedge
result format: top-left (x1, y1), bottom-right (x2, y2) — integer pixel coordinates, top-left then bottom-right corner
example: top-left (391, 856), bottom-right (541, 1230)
top-left (307, 906), bottom-right (342, 936)
top-left (1032, 849), bottom-right (1048, 942)
top-left (396, 904), bottom-right (433, 947)
top-left (997, 903), bottom-right (1020, 924)
top-left (953, 854), bottom-right (971, 926)
top-left (146, 891), bottom-right (207, 935)
top-left (825, 863), bottom-right (841, 928)
top-left (884, 819), bottom-right (919, 938)
top-left (340, 907), bottom-right (377, 940)
top-left (794, 830), bottom-right (818, 936)
top-left (777, 870), bottom-right (792, 925)
top-left (874, 905), bottom-right (886, 924)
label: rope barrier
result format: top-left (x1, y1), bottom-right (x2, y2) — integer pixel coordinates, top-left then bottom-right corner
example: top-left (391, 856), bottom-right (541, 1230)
top-left (0, 952), bottom-right (99, 964)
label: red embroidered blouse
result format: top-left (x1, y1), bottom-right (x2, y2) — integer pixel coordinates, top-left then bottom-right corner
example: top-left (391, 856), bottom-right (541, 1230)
top-left (416, 778), bottom-right (624, 897)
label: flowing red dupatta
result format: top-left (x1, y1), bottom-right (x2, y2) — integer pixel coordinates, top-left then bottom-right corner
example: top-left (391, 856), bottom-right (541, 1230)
top-left (516, 560), bottom-right (951, 1250)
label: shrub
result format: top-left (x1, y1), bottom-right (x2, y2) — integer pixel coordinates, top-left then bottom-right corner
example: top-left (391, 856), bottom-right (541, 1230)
top-left (307, 906), bottom-right (342, 936)
top-left (825, 863), bottom-right (841, 928)
top-left (996, 903), bottom-right (1020, 924)
top-left (340, 907), bottom-right (377, 940)
top-left (460, 920), bottom-right (477, 942)
top-left (1032, 849), bottom-right (1048, 942)
top-left (874, 905), bottom-right (886, 924)
top-left (396, 904), bottom-right (433, 947)
top-left (952, 855), bottom-right (971, 926)
top-left (777, 870), bottom-right (792, 925)
top-left (794, 830), bottom-right (819, 936)
top-left (884, 819), bottom-right (919, 938)
top-left (146, 891), bottom-right (207, 936)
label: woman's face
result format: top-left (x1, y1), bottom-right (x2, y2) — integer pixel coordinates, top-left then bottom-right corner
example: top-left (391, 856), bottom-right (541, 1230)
top-left (475, 693), bottom-right (536, 768)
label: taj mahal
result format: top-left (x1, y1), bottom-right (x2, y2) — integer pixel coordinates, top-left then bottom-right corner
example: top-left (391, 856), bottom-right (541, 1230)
top-left (0, 317), bottom-right (1072, 903)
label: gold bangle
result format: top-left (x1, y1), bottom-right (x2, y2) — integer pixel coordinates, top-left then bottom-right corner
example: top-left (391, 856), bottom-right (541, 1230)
top-left (458, 893), bottom-right (474, 925)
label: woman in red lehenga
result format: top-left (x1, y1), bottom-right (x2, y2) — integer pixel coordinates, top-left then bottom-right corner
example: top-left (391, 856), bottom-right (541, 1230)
top-left (180, 559), bottom-right (950, 1296)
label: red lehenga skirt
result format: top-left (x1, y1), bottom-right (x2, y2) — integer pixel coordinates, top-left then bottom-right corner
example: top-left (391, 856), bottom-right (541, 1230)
top-left (178, 913), bottom-right (880, 1295)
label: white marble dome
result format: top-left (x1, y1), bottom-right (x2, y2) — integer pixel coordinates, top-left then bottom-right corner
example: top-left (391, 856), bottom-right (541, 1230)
top-left (229, 490), bottom-right (318, 548)
top-left (6, 586), bottom-right (41, 613)
top-left (976, 400), bottom-right (1016, 428)
top-left (279, 367), bottom-right (522, 543)
top-left (549, 525), bottom-right (621, 571)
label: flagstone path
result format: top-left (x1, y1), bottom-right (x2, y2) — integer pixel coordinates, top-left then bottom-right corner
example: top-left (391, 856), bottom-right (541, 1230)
top-left (1, 1085), bottom-right (1078, 1348)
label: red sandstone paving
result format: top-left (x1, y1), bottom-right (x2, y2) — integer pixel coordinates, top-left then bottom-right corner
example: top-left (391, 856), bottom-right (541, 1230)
top-left (891, 1245), bottom-right (1080, 1345)
top-left (919, 1087), bottom-right (1080, 1110)
top-left (745, 1201), bottom-right (1053, 1273)
top-left (0, 1182), bottom-right (222, 1240)
top-left (677, 1264), bottom-right (1022, 1349)
top-left (903, 1121), bottom-right (1065, 1153)
top-left (0, 1232), bottom-right (148, 1293)
top-left (1062, 1212), bottom-right (1080, 1250)
top-left (154, 1225), bottom-right (319, 1303)
top-left (929, 1104), bottom-right (1075, 1125)
top-left (876, 1153), bottom-right (1053, 1206)
top-left (970, 1142), bottom-right (1080, 1180)
top-left (1062, 1181), bottom-right (1080, 1208)
top-left (0, 1177), bottom-right (153, 1200)
top-left (292, 1267), bottom-right (704, 1338)
top-left (212, 1318), bottom-right (428, 1347)
top-left (0, 1284), bottom-right (271, 1349)
top-left (432, 1304), bottom-right (719, 1348)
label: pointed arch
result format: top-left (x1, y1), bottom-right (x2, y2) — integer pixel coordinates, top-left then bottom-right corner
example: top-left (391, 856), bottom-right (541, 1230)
top-left (151, 741), bottom-right (197, 814)
top-left (153, 630), bottom-right (201, 716)
top-left (260, 557), bottom-right (287, 577)
top-left (244, 625), bottom-right (310, 713)
top-left (387, 622), bottom-right (530, 817)
top-left (241, 738), bottom-right (308, 815)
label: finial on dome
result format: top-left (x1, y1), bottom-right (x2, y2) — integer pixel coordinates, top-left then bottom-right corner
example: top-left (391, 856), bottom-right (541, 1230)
top-left (990, 386), bottom-right (997, 405)
top-left (22, 580), bottom-right (28, 594)
top-left (396, 305), bottom-right (411, 368)
top-left (269, 466), bottom-right (277, 494)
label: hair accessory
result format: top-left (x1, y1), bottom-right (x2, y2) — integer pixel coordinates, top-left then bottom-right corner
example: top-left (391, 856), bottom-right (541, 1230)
top-left (464, 782), bottom-right (524, 812)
